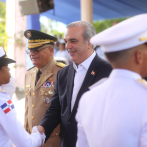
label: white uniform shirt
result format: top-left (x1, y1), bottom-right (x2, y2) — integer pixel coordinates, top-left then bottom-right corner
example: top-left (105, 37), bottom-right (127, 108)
top-left (71, 51), bottom-right (96, 110)
top-left (76, 69), bottom-right (147, 147)
top-left (0, 89), bottom-right (44, 147)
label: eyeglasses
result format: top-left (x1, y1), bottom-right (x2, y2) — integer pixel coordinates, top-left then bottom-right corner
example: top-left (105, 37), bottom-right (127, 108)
top-left (25, 47), bottom-right (49, 54)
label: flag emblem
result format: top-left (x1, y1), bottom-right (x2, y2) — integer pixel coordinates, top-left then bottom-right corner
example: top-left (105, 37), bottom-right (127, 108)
top-left (41, 82), bottom-right (55, 88)
top-left (0, 100), bottom-right (14, 114)
top-left (91, 70), bottom-right (95, 76)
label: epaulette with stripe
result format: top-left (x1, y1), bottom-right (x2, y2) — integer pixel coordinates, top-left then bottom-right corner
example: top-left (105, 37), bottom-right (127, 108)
top-left (56, 62), bottom-right (66, 68)
top-left (137, 79), bottom-right (147, 89)
top-left (27, 66), bottom-right (35, 71)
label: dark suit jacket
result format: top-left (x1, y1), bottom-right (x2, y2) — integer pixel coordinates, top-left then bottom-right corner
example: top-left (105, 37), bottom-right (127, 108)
top-left (40, 55), bottom-right (112, 147)
top-left (144, 76), bottom-right (147, 81)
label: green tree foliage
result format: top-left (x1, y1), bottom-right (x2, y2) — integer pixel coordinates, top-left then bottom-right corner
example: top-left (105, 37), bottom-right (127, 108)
top-left (0, 1), bottom-right (6, 47)
top-left (93, 18), bottom-right (128, 33)
top-left (40, 17), bottom-right (64, 39)
top-left (41, 23), bottom-right (64, 38)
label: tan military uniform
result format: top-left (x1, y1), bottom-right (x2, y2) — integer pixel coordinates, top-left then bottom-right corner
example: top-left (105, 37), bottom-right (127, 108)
top-left (24, 58), bottom-right (65, 147)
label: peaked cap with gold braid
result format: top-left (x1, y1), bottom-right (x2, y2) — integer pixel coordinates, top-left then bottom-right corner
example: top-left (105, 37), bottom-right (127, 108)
top-left (0, 47), bottom-right (16, 67)
top-left (24, 30), bottom-right (57, 49)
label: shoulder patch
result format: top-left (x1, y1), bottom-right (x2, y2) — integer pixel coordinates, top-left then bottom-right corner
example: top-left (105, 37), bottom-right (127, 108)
top-left (56, 62), bottom-right (66, 68)
top-left (137, 79), bottom-right (147, 89)
top-left (27, 66), bottom-right (35, 71)
top-left (89, 78), bottom-right (108, 90)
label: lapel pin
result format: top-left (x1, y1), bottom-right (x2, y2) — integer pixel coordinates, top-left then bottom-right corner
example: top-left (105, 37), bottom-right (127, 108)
top-left (91, 70), bottom-right (95, 76)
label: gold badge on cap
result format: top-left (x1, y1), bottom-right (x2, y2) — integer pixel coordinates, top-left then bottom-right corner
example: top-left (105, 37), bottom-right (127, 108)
top-left (27, 31), bottom-right (32, 37)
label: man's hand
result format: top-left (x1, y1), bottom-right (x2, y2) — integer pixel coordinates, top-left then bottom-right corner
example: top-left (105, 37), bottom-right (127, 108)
top-left (32, 126), bottom-right (46, 146)
top-left (37, 126), bottom-right (45, 135)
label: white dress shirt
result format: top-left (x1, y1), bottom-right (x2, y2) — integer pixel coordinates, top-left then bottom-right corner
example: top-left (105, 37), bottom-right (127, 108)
top-left (71, 51), bottom-right (96, 110)
top-left (76, 69), bottom-right (147, 147)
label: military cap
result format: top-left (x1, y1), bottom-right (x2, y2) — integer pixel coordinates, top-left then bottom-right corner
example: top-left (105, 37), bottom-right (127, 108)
top-left (24, 30), bottom-right (57, 49)
top-left (90, 14), bottom-right (147, 53)
top-left (0, 47), bottom-right (16, 67)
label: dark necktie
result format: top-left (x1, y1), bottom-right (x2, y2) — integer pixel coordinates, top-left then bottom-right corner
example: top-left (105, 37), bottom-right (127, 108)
top-left (35, 70), bottom-right (41, 85)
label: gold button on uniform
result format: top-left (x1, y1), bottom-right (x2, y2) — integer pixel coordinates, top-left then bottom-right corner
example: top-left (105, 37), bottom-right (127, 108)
top-left (56, 133), bottom-right (59, 136)
top-left (32, 104), bottom-right (35, 108)
top-left (33, 93), bottom-right (35, 96)
top-left (32, 116), bottom-right (35, 119)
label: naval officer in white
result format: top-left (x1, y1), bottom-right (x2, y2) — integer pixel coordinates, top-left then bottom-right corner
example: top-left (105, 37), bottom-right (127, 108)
top-left (0, 47), bottom-right (45, 147)
top-left (76, 14), bottom-right (147, 147)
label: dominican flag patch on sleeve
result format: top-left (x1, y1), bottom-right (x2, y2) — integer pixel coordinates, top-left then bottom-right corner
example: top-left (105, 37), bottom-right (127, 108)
top-left (0, 100), bottom-right (14, 114)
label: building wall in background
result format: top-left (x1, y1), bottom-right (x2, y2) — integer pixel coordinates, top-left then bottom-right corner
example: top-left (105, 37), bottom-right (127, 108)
top-left (6, 0), bottom-right (26, 100)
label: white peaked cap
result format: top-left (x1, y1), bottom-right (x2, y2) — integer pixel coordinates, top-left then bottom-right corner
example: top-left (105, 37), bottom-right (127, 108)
top-left (90, 14), bottom-right (147, 53)
top-left (0, 47), bottom-right (6, 57)
top-left (0, 47), bottom-right (15, 66)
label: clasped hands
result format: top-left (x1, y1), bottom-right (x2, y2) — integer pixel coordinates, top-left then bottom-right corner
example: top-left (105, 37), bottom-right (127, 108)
top-left (31, 126), bottom-right (46, 146)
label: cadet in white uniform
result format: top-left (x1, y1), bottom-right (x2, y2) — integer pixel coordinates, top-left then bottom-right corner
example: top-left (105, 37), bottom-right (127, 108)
top-left (0, 47), bottom-right (45, 147)
top-left (76, 14), bottom-right (147, 147)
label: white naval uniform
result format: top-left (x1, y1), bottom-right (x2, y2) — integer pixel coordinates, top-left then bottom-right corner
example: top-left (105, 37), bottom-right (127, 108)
top-left (76, 69), bottom-right (147, 147)
top-left (0, 89), bottom-right (44, 147)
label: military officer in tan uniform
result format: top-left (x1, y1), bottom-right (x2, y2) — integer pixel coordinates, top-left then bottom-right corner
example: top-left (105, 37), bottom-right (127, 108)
top-left (24, 30), bottom-right (65, 147)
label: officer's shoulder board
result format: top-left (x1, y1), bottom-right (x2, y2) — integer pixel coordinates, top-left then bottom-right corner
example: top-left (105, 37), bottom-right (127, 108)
top-left (137, 79), bottom-right (147, 89)
top-left (89, 78), bottom-right (108, 90)
top-left (27, 66), bottom-right (35, 71)
top-left (56, 62), bottom-right (66, 68)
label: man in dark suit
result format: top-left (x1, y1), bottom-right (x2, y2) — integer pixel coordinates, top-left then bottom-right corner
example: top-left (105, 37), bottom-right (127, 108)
top-left (38, 21), bottom-right (112, 147)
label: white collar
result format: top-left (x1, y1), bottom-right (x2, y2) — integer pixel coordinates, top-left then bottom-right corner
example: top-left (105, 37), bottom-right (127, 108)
top-left (110, 69), bottom-right (142, 80)
top-left (73, 51), bottom-right (96, 72)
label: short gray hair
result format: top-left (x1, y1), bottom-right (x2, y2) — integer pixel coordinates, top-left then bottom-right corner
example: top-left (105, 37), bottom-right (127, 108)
top-left (67, 21), bottom-right (96, 44)
top-left (44, 44), bottom-right (54, 48)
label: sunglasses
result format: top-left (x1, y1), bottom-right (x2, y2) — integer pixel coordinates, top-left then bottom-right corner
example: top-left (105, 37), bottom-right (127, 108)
top-left (25, 47), bottom-right (49, 54)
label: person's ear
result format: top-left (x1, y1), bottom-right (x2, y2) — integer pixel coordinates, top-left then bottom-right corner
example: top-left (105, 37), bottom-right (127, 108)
top-left (87, 38), bottom-right (92, 48)
top-left (135, 49), bottom-right (143, 65)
